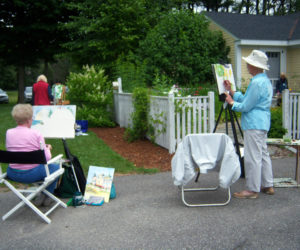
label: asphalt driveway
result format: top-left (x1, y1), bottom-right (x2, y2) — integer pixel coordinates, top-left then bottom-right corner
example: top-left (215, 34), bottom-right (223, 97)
top-left (0, 157), bottom-right (300, 249)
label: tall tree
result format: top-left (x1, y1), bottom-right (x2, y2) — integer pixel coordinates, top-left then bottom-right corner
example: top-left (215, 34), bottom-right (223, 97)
top-left (135, 11), bottom-right (230, 86)
top-left (0, 0), bottom-right (70, 102)
top-left (262, 0), bottom-right (268, 14)
top-left (256, 0), bottom-right (260, 13)
top-left (199, 0), bottom-right (226, 11)
top-left (64, 0), bottom-right (170, 76)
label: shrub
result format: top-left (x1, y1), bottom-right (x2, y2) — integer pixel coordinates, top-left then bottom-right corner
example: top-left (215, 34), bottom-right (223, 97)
top-left (135, 10), bottom-right (229, 86)
top-left (268, 107), bottom-right (287, 138)
top-left (124, 87), bottom-right (150, 142)
top-left (66, 65), bottom-right (115, 127)
top-left (114, 54), bottom-right (147, 93)
top-left (150, 73), bottom-right (174, 96)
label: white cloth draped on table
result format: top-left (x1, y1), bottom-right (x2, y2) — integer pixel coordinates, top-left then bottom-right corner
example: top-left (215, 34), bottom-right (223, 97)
top-left (171, 133), bottom-right (241, 189)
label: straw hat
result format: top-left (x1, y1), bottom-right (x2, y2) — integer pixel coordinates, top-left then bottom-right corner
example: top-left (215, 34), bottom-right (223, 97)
top-left (242, 50), bottom-right (269, 70)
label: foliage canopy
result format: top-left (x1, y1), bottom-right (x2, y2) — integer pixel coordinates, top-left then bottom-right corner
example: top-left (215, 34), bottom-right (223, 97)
top-left (63, 0), bottom-right (155, 75)
top-left (0, 0), bottom-right (71, 101)
top-left (134, 11), bottom-right (230, 86)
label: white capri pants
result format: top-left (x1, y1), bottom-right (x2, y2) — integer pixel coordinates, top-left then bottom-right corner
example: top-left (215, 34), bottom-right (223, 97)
top-left (244, 130), bottom-right (273, 192)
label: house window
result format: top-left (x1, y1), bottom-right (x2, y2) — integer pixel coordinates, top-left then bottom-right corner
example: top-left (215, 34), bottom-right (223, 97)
top-left (265, 51), bottom-right (280, 96)
top-left (266, 52), bottom-right (279, 58)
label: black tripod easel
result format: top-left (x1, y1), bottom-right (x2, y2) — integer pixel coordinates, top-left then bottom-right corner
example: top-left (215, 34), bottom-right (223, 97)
top-left (213, 94), bottom-right (245, 177)
top-left (62, 138), bottom-right (86, 193)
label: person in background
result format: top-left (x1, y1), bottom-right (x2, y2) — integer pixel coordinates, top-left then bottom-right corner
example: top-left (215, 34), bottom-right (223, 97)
top-left (276, 72), bottom-right (288, 106)
top-left (6, 104), bottom-right (59, 206)
top-left (32, 74), bottom-right (53, 105)
top-left (52, 82), bottom-right (66, 105)
top-left (224, 50), bottom-right (274, 199)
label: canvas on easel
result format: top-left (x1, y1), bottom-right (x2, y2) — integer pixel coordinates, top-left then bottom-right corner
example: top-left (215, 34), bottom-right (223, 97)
top-left (84, 166), bottom-right (115, 203)
top-left (212, 64), bottom-right (236, 95)
top-left (31, 105), bottom-right (76, 138)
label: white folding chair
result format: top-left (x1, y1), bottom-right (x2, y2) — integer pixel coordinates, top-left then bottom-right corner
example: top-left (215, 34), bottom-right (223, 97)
top-left (181, 181), bottom-right (232, 207)
top-left (0, 150), bottom-right (67, 224)
top-left (172, 133), bottom-right (241, 207)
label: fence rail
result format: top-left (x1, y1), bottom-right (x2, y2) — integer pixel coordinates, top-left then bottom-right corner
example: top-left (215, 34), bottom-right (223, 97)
top-left (113, 86), bottom-right (300, 153)
top-left (283, 90), bottom-right (300, 139)
top-left (113, 91), bottom-right (215, 153)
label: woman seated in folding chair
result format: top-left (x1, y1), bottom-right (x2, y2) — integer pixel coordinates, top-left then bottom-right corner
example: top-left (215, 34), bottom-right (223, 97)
top-left (5, 104), bottom-right (59, 206)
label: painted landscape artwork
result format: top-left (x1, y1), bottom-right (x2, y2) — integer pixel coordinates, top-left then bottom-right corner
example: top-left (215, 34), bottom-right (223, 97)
top-left (84, 166), bottom-right (115, 203)
top-left (212, 64), bottom-right (236, 95)
top-left (31, 105), bottom-right (76, 138)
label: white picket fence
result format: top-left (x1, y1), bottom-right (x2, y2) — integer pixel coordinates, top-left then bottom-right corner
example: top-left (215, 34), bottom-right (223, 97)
top-left (282, 89), bottom-right (300, 139)
top-left (113, 91), bottom-right (215, 153)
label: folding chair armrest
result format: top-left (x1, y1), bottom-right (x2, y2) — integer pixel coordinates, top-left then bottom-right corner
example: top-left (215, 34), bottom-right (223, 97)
top-left (44, 154), bottom-right (63, 177)
top-left (0, 164), bottom-right (6, 181)
top-left (47, 154), bottom-right (63, 165)
top-left (0, 172), bottom-right (7, 182)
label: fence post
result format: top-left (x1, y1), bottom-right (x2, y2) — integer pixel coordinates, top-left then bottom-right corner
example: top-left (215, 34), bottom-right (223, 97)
top-left (118, 77), bottom-right (123, 93)
top-left (208, 91), bottom-right (215, 132)
top-left (113, 91), bottom-right (118, 124)
top-left (282, 89), bottom-right (290, 136)
top-left (168, 92), bottom-right (175, 154)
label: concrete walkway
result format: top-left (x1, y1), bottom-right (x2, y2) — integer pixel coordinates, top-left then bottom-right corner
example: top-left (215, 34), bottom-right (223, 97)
top-left (1, 156), bottom-right (300, 249)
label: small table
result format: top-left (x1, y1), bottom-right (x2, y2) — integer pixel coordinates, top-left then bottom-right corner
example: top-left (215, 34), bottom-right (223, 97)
top-left (267, 138), bottom-right (300, 187)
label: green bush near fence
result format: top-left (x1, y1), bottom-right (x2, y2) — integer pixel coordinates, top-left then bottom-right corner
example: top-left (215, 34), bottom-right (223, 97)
top-left (268, 107), bottom-right (287, 138)
top-left (124, 87), bottom-right (151, 142)
top-left (66, 65), bottom-right (115, 127)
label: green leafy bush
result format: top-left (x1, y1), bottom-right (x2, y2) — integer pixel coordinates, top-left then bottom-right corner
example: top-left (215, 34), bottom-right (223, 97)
top-left (115, 55), bottom-right (147, 93)
top-left (268, 107), bottom-right (287, 138)
top-left (150, 73), bottom-right (174, 96)
top-left (124, 87), bottom-right (150, 142)
top-left (66, 65), bottom-right (115, 127)
top-left (135, 10), bottom-right (229, 86)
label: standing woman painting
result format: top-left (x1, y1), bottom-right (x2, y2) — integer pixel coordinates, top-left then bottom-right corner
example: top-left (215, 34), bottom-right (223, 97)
top-left (224, 50), bottom-right (274, 199)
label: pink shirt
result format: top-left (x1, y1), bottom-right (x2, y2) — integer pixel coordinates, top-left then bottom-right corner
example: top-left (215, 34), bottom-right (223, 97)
top-left (6, 125), bottom-right (52, 170)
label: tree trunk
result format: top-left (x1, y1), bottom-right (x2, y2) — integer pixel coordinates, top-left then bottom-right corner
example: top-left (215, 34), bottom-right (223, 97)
top-left (256, 0), bottom-right (260, 14)
top-left (262, 0), bottom-right (267, 15)
top-left (236, 0), bottom-right (245, 13)
top-left (17, 63), bottom-right (25, 103)
top-left (246, 0), bottom-right (250, 14)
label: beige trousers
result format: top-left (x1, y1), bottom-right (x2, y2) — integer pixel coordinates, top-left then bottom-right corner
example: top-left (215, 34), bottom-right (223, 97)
top-left (244, 130), bottom-right (273, 192)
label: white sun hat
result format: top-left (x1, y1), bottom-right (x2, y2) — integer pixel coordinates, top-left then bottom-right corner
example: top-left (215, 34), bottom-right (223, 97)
top-left (242, 50), bottom-right (269, 70)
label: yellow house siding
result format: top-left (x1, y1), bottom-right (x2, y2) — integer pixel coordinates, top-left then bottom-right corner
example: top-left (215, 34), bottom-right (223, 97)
top-left (208, 22), bottom-right (236, 75)
top-left (208, 23), bottom-right (255, 90)
top-left (240, 48), bottom-right (254, 89)
top-left (287, 48), bottom-right (300, 92)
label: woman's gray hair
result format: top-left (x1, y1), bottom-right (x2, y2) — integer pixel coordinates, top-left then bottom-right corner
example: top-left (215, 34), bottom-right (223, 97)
top-left (37, 74), bottom-right (47, 83)
top-left (11, 104), bottom-right (33, 125)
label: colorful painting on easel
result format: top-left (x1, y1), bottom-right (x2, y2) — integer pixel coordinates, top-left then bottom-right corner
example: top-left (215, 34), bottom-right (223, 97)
top-left (212, 64), bottom-right (236, 95)
top-left (31, 105), bottom-right (76, 139)
top-left (84, 166), bottom-right (115, 203)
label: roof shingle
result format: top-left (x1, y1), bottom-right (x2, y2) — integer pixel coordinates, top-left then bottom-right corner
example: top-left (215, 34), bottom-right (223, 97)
top-left (204, 11), bottom-right (300, 41)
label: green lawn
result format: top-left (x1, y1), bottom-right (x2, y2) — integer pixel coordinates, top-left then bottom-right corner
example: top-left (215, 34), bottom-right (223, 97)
top-left (0, 91), bottom-right (158, 176)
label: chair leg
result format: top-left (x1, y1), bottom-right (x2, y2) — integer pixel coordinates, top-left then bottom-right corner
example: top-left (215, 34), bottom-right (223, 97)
top-left (181, 185), bottom-right (231, 207)
top-left (2, 179), bottom-right (67, 224)
top-left (41, 190), bottom-right (67, 217)
top-left (2, 179), bottom-right (51, 224)
top-left (43, 190), bottom-right (67, 208)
